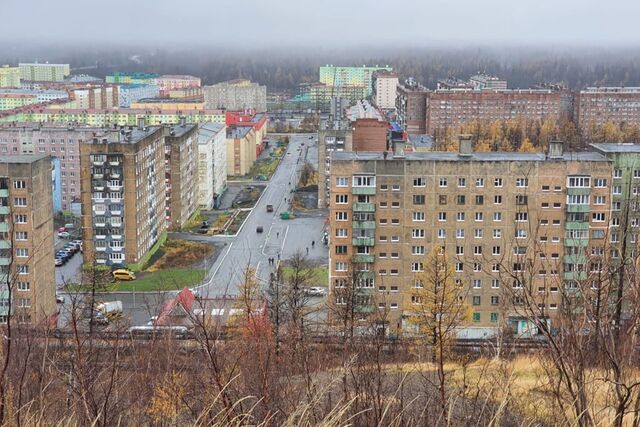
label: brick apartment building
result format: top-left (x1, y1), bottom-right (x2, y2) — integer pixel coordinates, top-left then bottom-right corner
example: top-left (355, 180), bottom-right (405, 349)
top-left (328, 138), bottom-right (627, 337)
top-left (164, 122), bottom-right (198, 231)
top-left (575, 87), bottom-right (640, 134)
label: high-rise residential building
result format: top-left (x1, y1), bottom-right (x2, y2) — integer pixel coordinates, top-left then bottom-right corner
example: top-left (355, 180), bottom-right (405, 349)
top-left (295, 83), bottom-right (368, 111)
top-left (426, 88), bottom-right (568, 137)
top-left (0, 89), bottom-right (68, 109)
top-left (576, 87), bottom-right (640, 134)
top-left (319, 65), bottom-right (393, 96)
top-left (373, 71), bottom-right (399, 110)
top-left (0, 93), bottom-right (36, 110)
top-left (0, 155), bottom-right (56, 325)
top-left (0, 125), bottom-right (106, 212)
top-left (154, 75), bottom-right (201, 93)
top-left (318, 123), bottom-right (353, 208)
top-left (328, 139), bottom-right (614, 337)
top-left (197, 123), bottom-right (227, 209)
top-left (396, 80), bottom-right (429, 134)
top-left (469, 74), bottom-right (508, 90)
top-left (130, 99), bottom-right (205, 111)
top-left (164, 122), bottom-right (198, 231)
top-left (0, 66), bottom-right (20, 88)
top-left (80, 125), bottom-right (166, 268)
top-left (19, 63), bottom-right (70, 82)
top-left (226, 126), bottom-right (257, 177)
top-left (105, 72), bottom-right (159, 85)
top-left (118, 84), bottom-right (161, 107)
top-left (203, 79), bottom-right (267, 112)
top-left (67, 85), bottom-right (119, 109)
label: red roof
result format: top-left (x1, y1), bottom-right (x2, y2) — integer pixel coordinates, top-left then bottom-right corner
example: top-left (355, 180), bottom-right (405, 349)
top-left (155, 287), bottom-right (196, 326)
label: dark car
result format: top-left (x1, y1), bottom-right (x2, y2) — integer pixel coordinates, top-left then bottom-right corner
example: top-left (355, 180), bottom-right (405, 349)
top-left (266, 204), bottom-right (274, 212)
top-left (256, 226), bottom-right (264, 233)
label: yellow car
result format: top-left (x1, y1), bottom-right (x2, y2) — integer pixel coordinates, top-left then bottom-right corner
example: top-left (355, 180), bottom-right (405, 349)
top-left (112, 269), bottom-right (136, 281)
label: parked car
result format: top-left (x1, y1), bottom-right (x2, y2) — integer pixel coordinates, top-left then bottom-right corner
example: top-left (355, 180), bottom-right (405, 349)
top-left (112, 269), bottom-right (136, 281)
top-left (266, 204), bottom-right (274, 212)
top-left (56, 295), bottom-right (65, 304)
top-left (57, 227), bottom-right (66, 233)
top-left (54, 258), bottom-right (64, 267)
top-left (304, 287), bottom-right (328, 297)
top-left (256, 226), bottom-right (264, 233)
top-left (57, 231), bottom-right (70, 238)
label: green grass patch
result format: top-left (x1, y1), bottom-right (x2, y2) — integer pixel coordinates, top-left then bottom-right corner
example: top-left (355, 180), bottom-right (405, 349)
top-left (248, 157), bottom-right (281, 180)
top-left (114, 269), bottom-right (206, 292)
top-left (281, 266), bottom-right (328, 287)
top-left (183, 209), bottom-right (206, 231)
top-left (127, 232), bottom-right (167, 272)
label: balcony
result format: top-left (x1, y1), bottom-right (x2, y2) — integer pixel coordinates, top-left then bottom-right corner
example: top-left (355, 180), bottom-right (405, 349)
top-left (92, 160), bottom-right (105, 166)
top-left (353, 203), bottom-right (375, 212)
top-left (0, 190), bottom-right (8, 197)
top-left (0, 206), bottom-right (8, 215)
top-left (110, 209), bottom-right (122, 215)
top-left (565, 238), bottom-right (588, 247)
top-left (93, 173), bottom-right (104, 179)
top-left (94, 221), bottom-right (106, 228)
top-left (353, 220), bottom-right (376, 229)
top-left (109, 172), bottom-right (121, 179)
top-left (93, 207), bottom-right (106, 215)
top-left (95, 235), bottom-right (106, 240)
top-left (352, 237), bottom-right (375, 246)
top-left (111, 246), bottom-right (123, 252)
top-left (110, 222), bottom-right (122, 228)
top-left (96, 246), bottom-right (107, 252)
top-left (96, 259), bottom-right (107, 264)
top-left (567, 188), bottom-right (591, 196)
top-left (0, 258), bottom-right (9, 266)
top-left (0, 223), bottom-right (8, 233)
top-left (352, 187), bottom-right (376, 195)
top-left (0, 241), bottom-right (10, 250)
top-left (93, 185), bottom-right (104, 192)
top-left (111, 234), bottom-right (122, 240)
top-left (108, 160), bottom-right (121, 166)
top-left (352, 254), bottom-right (374, 264)
top-left (564, 254), bottom-right (589, 265)
top-left (108, 185), bottom-right (122, 192)
top-left (564, 271), bottom-right (588, 281)
top-left (566, 204), bottom-right (590, 213)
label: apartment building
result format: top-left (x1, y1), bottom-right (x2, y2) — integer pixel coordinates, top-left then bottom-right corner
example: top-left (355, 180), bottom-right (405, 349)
top-left (469, 74), bottom-right (508, 90)
top-left (576, 87), bottom-right (640, 134)
top-left (319, 65), bottom-right (393, 96)
top-left (426, 89), bottom-right (567, 136)
top-left (318, 123), bottom-right (353, 208)
top-left (19, 63), bottom-right (70, 82)
top-left (0, 155), bottom-right (56, 324)
top-left (154, 75), bottom-right (201, 93)
top-left (118, 84), bottom-right (161, 107)
top-left (373, 71), bottom-right (399, 110)
top-left (164, 122), bottom-right (198, 230)
top-left (396, 81), bottom-right (429, 134)
top-left (226, 126), bottom-right (256, 177)
top-left (0, 66), bottom-right (20, 88)
top-left (197, 123), bottom-right (227, 209)
top-left (328, 140), bottom-right (613, 337)
top-left (204, 79), bottom-right (267, 113)
top-left (67, 85), bottom-right (119, 109)
top-left (0, 125), bottom-right (106, 211)
top-left (80, 125), bottom-right (166, 268)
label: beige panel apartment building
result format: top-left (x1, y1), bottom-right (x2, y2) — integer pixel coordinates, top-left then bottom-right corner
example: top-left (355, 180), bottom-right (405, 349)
top-left (0, 155), bottom-right (56, 324)
top-left (328, 141), bottom-right (612, 337)
top-left (226, 126), bottom-right (256, 177)
top-left (80, 125), bottom-right (166, 268)
top-left (164, 122), bottom-right (198, 230)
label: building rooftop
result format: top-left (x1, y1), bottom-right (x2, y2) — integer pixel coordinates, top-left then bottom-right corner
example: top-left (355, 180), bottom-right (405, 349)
top-left (167, 123), bottom-right (197, 138)
top-left (226, 126), bottom-right (252, 139)
top-left (158, 75), bottom-right (200, 80)
top-left (135, 98), bottom-right (202, 104)
top-left (198, 123), bottom-right (226, 143)
top-left (0, 153), bottom-right (49, 164)
top-left (88, 126), bottom-right (162, 145)
top-left (331, 150), bottom-right (609, 162)
top-left (590, 143), bottom-right (640, 153)
top-left (120, 83), bottom-right (159, 89)
top-left (582, 87), bottom-right (640, 93)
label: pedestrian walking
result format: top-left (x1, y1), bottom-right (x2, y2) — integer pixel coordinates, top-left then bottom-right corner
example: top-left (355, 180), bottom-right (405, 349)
top-left (306, 247), bottom-right (309, 255)
top-left (277, 231), bottom-right (279, 238)
top-left (312, 240), bottom-right (315, 248)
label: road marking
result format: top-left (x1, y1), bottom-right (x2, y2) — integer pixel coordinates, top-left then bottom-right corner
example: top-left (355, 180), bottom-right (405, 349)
top-left (207, 241), bottom-right (234, 285)
top-left (281, 225), bottom-right (290, 253)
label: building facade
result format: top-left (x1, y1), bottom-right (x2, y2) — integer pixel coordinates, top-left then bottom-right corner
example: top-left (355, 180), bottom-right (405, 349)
top-left (328, 142), bottom-right (614, 337)
top-left (155, 75), bottom-right (201, 93)
top-left (396, 82), bottom-right (429, 134)
top-left (469, 74), bottom-right (508, 90)
top-left (576, 87), bottom-right (640, 134)
top-left (197, 123), bottom-right (227, 209)
top-left (164, 123), bottom-right (198, 230)
top-left (203, 80), bottom-right (267, 113)
top-left (226, 126), bottom-right (256, 177)
top-left (19, 63), bottom-right (70, 82)
top-left (118, 84), bottom-right (161, 107)
top-left (318, 124), bottom-right (353, 208)
top-left (80, 126), bottom-right (166, 268)
top-left (68, 85), bottom-right (119, 109)
top-left (373, 71), bottom-right (399, 110)
top-left (0, 125), bottom-right (106, 212)
top-left (0, 155), bottom-right (56, 324)
top-left (319, 65), bottom-right (393, 96)
top-left (0, 66), bottom-right (20, 88)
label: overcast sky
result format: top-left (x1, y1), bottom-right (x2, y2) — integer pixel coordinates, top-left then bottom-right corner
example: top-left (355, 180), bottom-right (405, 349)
top-left (3, 0), bottom-right (640, 47)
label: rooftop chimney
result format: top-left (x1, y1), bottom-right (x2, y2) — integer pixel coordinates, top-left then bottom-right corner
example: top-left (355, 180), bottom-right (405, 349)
top-left (458, 134), bottom-right (473, 157)
top-left (548, 140), bottom-right (564, 159)
top-left (179, 116), bottom-right (186, 127)
top-left (137, 117), bottom-right (146, 130)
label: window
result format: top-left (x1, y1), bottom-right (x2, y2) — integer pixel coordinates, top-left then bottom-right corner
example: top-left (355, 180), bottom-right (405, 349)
top-left (18, 298), bottom-right (30, 308)
top-left (391, 184), bottom-right (400, 191)
top-left (456, 229), bottom-right (465, 239)
top-left (491, 279), bottom-right (500, 289)
top-left (473, 312), bottom-right (481, 322)
top-left (475, 212), bottom-right (483, 222)
top-left (353, 176), bottom-right (375, 187)
top-left (335, 229), bottom-right (348, 237)
top-left (494, 195), bottom-right (502, 204)
top-left (13, 180), bottom-right (25, 189)
top-left (475, 195), bottom-right (484, 205)
top-left (438, 212), bottom-right (447, 221)
top-left (412, 229), bottom-right (425, 238)
top-left (541, 185), bottom-right (550, 191)
top-left (439, 177), bottom-right (447, 187)
top-left (516, 229), bottom-right (528, 239)
top-left (411, 262), bottom-right (424, 272)
top-left (474, 229), bottom-right (483, 238)
top-left (413, 177), bottom-right (425, 187)
top-left (494, 178), bottom-right (503, 187)
top-left (391, 201), bottom-right (400, 209)
top-left (595, 195), bottom-right (606, 205)
top-left (457, 195), bottom-right (466, 205)
top-left (413, 212), bottom-right (425, 221)
top-left (567, 176), bottom-right (591, 188)
top-left (613, 186), bottom-right (622, 195)
top-left (391, 219), bottom-right (400, 225)
top-left (335, 262), bottom-right (347, 272)
top-left (455, 246), bottom-right (464, 255)
top-left (592, 212), bottom-right (605, 222)
top-left (516, 195), bottom-right (528, 205)
top-left (493, 229), bottom-right (501, 238)
top-left (412, 246), bottom-right (425, 255)
top-left (335, 194), bottom-right (348, 204)
top-left (493, 212), bottom-right (502, 222)
top-left (17, 265), bottom-right (28, 275)
top-left (612, 217), bottom-right (620, 226)
top-left (458, 177), bottom-right (466, 187)
top-left (476, 177), bottom-right (484, 187)
top-left (335, 211), bottom-right (348, 221)
top-left (594, 178), bottom-right (607, 188)
top-left (16, 248), bottom-right (28, 257)
top-left (472, 296), bottom-right (481, 305)
top-left (515, 212), bottom-right (528, 222)
top-left (437, 229), bottom-right (445, 239)
top-left (14, 214), bottom-right (27, 224)
top-left (614, 169), bottom-right (622, 179)
top-left (14, 197), bottom-right (27, 207)
top-left (336, 177), bottom-right (348, 187)
top-left (380, 184), bottom-right (388, 191)
top-left (391, 235), bottom-right (400, 242)
top-left (15, 232), bottom-right (27, 241)
top-left (516, 178), bottom-right (528, 188)
top-left (380, 202), bottom-right (388, 208)
top-left (490, 312), bottom-right (499, 322)
top-left (439, 195), bottom-right (447, 205)
top-left (335, 246), bottom-right (347, 254)
top-left (567, 194), bottom-right (589, 205)
top-left (455, 262), bottom-right (464, 272)
top-left (473, 245), bottom-right (482, 255)
top-left (492, 246), bottom-right (501, 255)
top-left (492, 264), bottom-right (500, 272)
top-left (413, 195), bottom-right (425, 205)
top-left (17, 282), bottom-right (29, 291)
top-left (473, 263), bottom-right (481, 272)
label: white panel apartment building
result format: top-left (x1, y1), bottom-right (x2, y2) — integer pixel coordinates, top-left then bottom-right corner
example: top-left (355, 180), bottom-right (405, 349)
top-left (118, 84), bottom-right (161, 107)
top-left (19, 63), bottom-right (70, 82)
top-left (373, 71), bottom-right (399, 110)
top-left (197, 123), bottom-right (227, 209)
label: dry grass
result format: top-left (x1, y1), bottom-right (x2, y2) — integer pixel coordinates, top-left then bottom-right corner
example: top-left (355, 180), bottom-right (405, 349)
top-left (147, 239), bottom-right (213, 272)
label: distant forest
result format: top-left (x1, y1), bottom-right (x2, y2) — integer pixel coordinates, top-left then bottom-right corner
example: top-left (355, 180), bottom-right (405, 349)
top-left (3, 45), bottom-right (640, 91)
